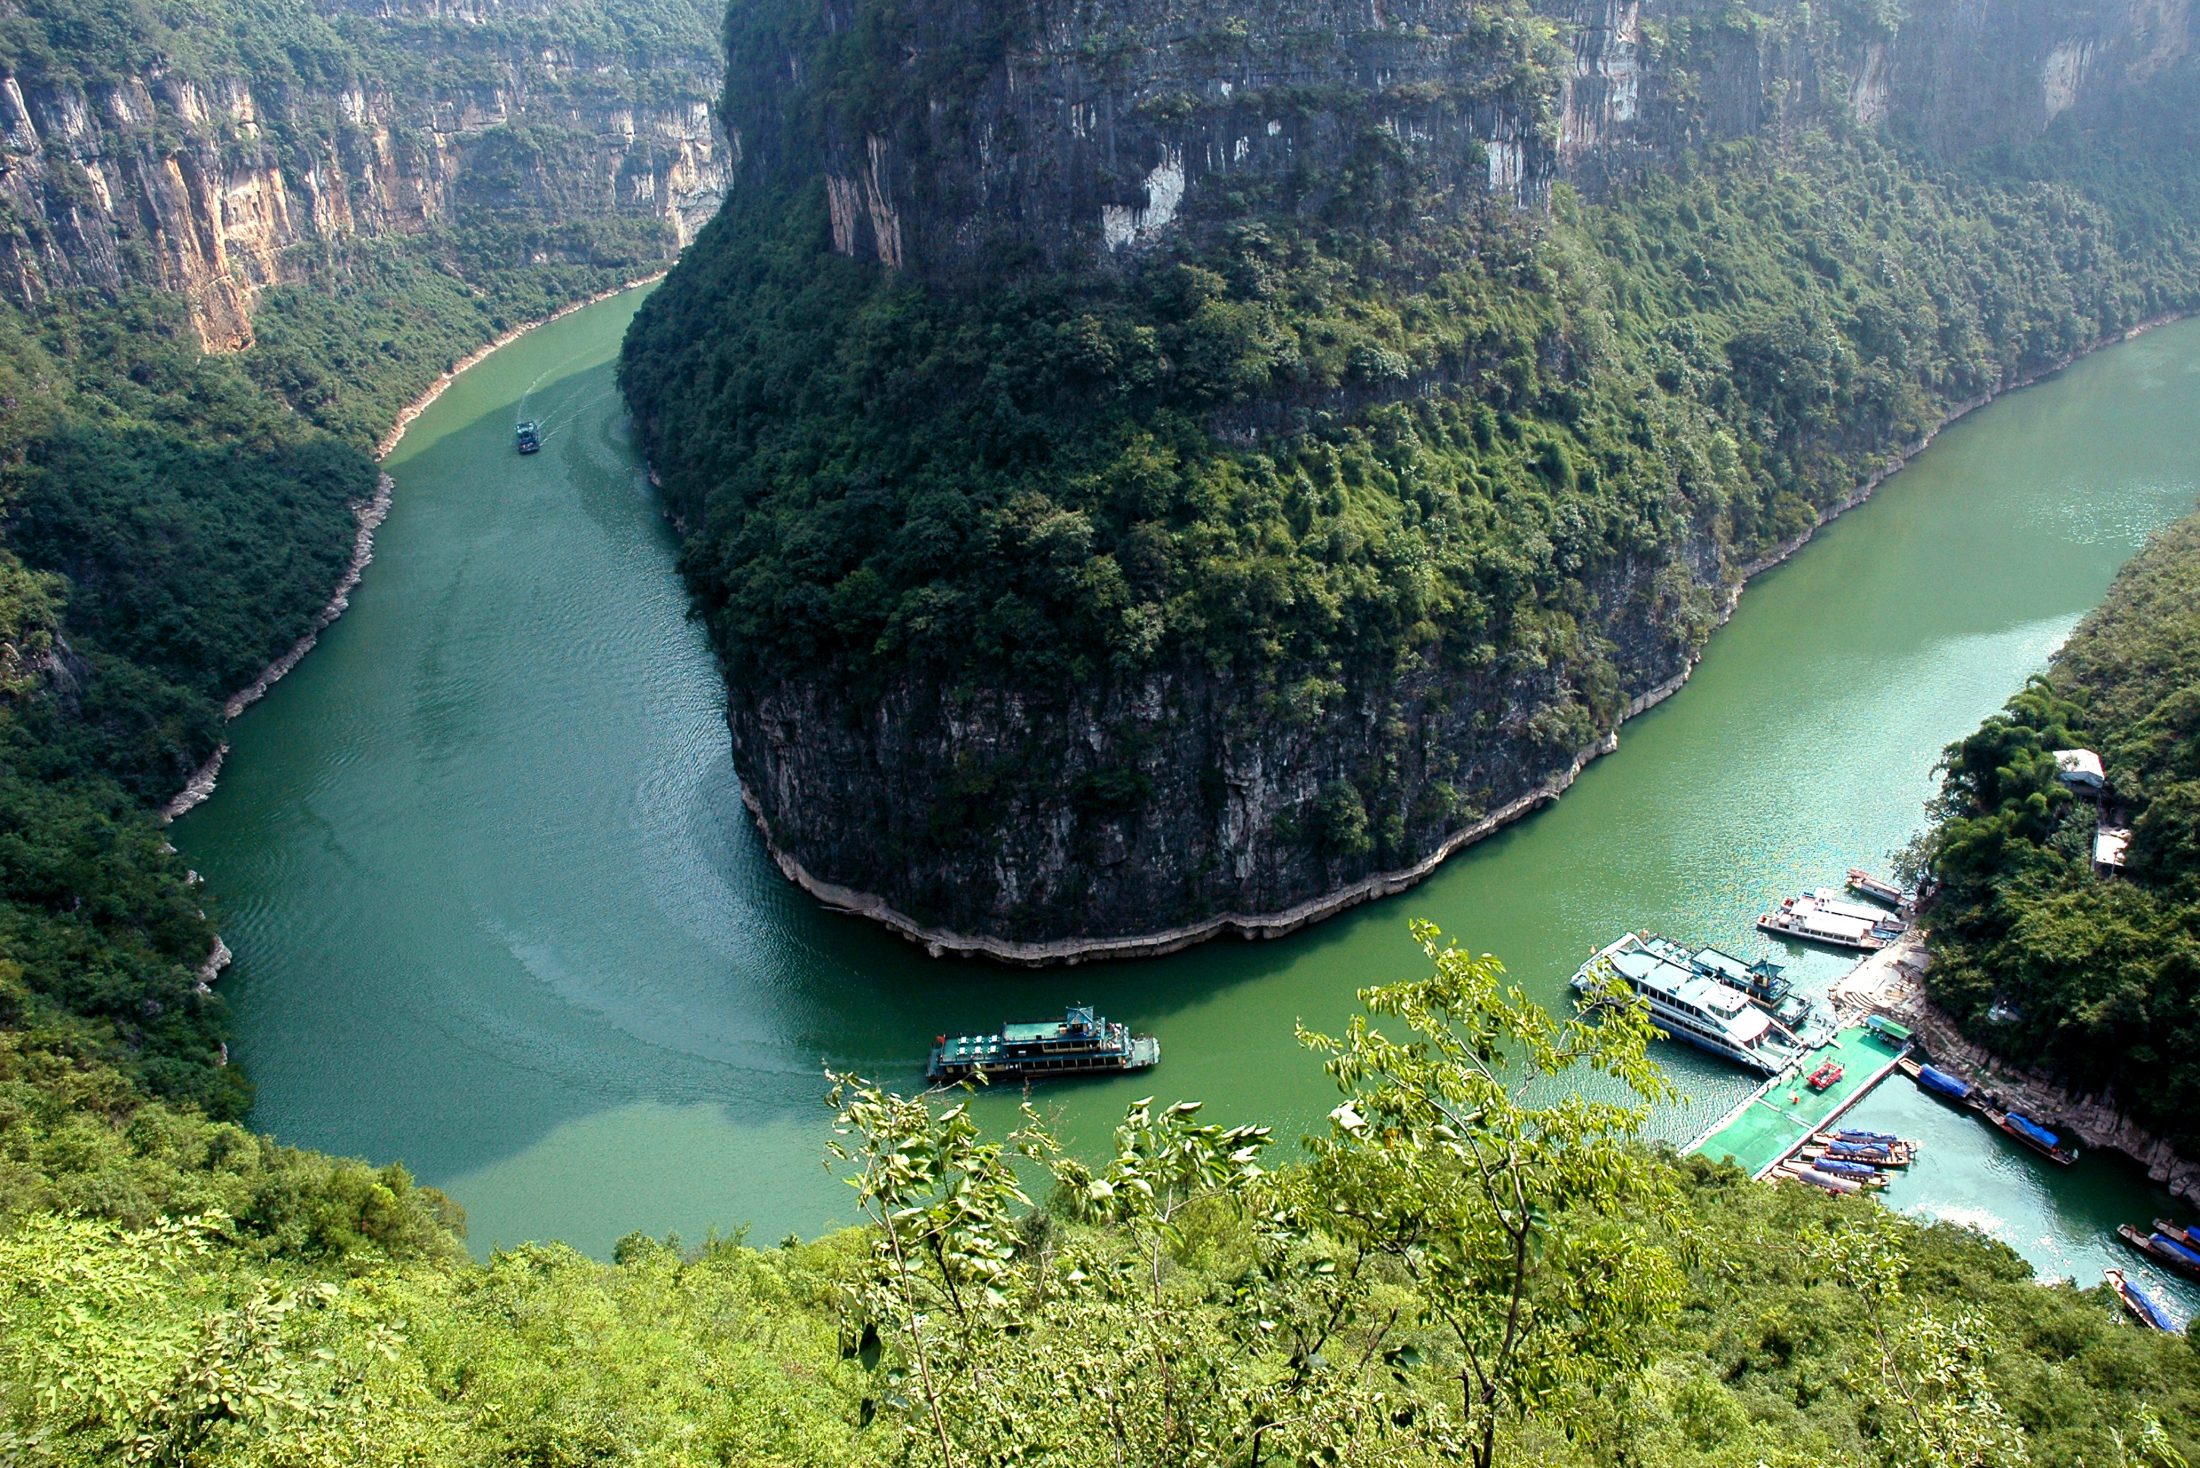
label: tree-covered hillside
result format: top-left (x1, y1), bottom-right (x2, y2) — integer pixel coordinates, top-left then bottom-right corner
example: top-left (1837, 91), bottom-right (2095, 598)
top-left (1922, 509), bottom-right (2200, 1158)
top-left (620, 9), bottom-right (2200, 942)
top-left (0, 0), bottom-right (722, 1121)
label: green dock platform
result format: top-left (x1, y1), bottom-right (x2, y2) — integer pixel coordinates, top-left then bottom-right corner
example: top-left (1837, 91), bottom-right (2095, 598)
top-left (1688, 1024), bottom-right (1910, 1178)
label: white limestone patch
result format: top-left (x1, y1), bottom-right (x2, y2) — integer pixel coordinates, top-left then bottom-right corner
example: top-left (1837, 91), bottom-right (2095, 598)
top-left (2042, 39), bottom-right (2094, 120)
top-left (1101, 145), bottom-right (1186, 252)
top-left (1487, 137), bottom-right (1525, 195)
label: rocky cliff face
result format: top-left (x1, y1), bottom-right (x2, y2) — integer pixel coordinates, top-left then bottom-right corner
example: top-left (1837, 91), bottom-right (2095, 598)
top-left (650, 0), bottom-right (2200, 958)
top-left (0, 0), bottom-right (729, 350)
top-left (727, 0), bottom-right (2191, 285)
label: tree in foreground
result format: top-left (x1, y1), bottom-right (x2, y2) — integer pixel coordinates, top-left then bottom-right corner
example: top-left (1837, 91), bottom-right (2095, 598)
top-left (823, 920), bottom-right (1682, 1466)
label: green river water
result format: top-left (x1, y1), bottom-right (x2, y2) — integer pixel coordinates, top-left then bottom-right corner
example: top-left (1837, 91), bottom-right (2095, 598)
top-left (176, 287), bottom-right (2200, 1319)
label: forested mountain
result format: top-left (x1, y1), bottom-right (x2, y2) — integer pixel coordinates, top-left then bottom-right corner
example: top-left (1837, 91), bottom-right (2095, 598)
top-left (3, 0), bottom-right (2199, 1461)
top-left (1923, 510), bottom-right (2200, 1164)
top-left (0, 0), bottom-right (725, 1120)
top-left (623, 0), bottom-right (2200, 957)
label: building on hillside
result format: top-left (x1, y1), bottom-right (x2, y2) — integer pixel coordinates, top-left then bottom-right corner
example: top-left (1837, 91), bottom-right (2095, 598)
top-left (2055, 748), bottom-right (2106, 796)
top-left (2094, 824), bottom-right (2132, 877)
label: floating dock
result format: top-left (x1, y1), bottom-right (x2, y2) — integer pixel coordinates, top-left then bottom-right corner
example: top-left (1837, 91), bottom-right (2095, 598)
top-left (1686, 1022), bottom-right (1911, 1179)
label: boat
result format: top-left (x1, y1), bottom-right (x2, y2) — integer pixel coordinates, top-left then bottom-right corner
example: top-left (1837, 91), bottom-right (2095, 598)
top-left (1802, 1138), bottom-right (1914, 1168)
top-left (2105, 1268), bottom-right (2179, 1331)
top-left (1806, 1060), bottom-right (1845, 1092)
top-left (1900, 1056), bottom-right (1975, 1106)
top-left (2118, 1225), bottom-right (2200, 1282)
top-left (1757, 894), bottom-right (1893, 953)
top-left (1985, 1107), bottom-right (2078, 1165)
top-left (1847, 868), bottom-right (1910, 907)
top-left (1832, 1127), bottom-right (1907, 1148)
top-left (1810, 889), bottom-right (1907, 932)
top-left (2155, 1219), bottom-right (2199, 1249)
top-left (925, 1005), bottom-right (1159, 1084)
top-left (1778, 1162), bottom-right (1860, 1194)
top-left (1573, 934), bottom-right (1806, 1076)
top-left (515, 420), bottom-right (541, 454)
top-left (1809, 1157), bottom-right (1888, 1189)
top-left (1679, 942), bottom-right (1818, 1030)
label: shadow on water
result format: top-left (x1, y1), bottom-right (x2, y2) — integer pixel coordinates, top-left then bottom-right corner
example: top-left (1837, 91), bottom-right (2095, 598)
top-left (179, 292), bottom-right (2200, 1279)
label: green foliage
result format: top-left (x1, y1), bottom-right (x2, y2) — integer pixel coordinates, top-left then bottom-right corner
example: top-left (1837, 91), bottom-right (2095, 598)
top-left (623, 67), bottom-right (2200, 909)
top-left (6, 927), bottom-right (2197, 1465)
top-left (1922, 514), bottom-right (2200, 1155)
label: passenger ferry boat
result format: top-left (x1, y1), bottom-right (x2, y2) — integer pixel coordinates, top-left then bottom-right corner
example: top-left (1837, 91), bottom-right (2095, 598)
top-left (1573, 933), bottom-right (1806, 1075)
top-left (926, 1005), bottom-right (1159, 1084)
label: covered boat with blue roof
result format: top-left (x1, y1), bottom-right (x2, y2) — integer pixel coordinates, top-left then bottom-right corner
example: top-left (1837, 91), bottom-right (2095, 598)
top-left (2120, 1224), bottom-right (2200, 1282)
top-left (2105, 1268), bottom-right (2180, 1331)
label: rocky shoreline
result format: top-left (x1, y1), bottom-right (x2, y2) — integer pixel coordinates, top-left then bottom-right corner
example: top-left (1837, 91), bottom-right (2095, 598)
top-left (160, 273), bottom-right (668, 826)
top-left (743, 312), bottom-right (2192, 966)
top-left (1902, 997), bottom-right (2200, 1210)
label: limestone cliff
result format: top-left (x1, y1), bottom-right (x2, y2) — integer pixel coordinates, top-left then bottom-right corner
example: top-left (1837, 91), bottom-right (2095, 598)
top-left (0, 0), bottom-right (729, 351)
top-left (724, 0), bottom-right (2191, 284)
top-left (630, 0), bottom-right (2200, 958)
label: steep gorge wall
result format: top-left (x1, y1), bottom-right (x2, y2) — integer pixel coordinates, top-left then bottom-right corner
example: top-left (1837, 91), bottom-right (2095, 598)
top-left (0, 0), bottom-right (729, 350)
top-left (647, 0), bottom-right (2200, 957)
top-left (728, 0), bottom-right (2192, 284)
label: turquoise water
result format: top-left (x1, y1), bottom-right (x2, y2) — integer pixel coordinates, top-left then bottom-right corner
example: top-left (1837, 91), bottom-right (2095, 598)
top-left (175, 292), bottom-right (2200, 1317)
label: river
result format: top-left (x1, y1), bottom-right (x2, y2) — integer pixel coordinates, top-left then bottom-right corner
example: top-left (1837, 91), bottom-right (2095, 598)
top-left (175, 288), bottom-right (2200, 1316)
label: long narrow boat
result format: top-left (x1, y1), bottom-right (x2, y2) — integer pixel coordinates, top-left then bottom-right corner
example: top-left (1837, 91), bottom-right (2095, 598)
top-left (1983, 1105), bottom-right (2078, 1165)
top-left (2105, 1268), bottom-right (2179, 1331)
top-left (2120, 1224), bottom-right (2200, 1282)
top-left (1806, 1157), bottom-right (1889, 1189)
top-left (2156, 1218), bottom-right (2199, 1249)
top-left (1777, 1162), bottom-right (1860, 1194)
top-left (1899, 1056), bottom-right (1975, 1107)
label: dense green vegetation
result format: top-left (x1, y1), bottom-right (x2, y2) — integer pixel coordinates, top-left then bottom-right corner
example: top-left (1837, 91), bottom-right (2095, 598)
top-left (624, 78), bottom-right (2200, 726)
top-left (0, 0), bottom-right (722, 1120)
top-left (1922, 510), bottom-right (2200, 1158)
top-left (5, 927), bottom-right (2195, 1464)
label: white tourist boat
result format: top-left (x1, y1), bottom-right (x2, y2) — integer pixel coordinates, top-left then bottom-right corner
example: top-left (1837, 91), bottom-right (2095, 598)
top-left (1572, 933), bottom-right (1807, 1075)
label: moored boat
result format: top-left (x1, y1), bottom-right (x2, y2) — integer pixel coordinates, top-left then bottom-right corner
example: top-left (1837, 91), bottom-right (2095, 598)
top-left (1986, 1107), bottom-right (2078, 1165)
top-left (2118, 1224), bottom-right (2200, 1282)
top-left (1847, 868), bottom-right (1910, 907)
top-left (1573, 934), bottom-right (1806, 1075)
top-left (1899, 1056), bottom-right (1975, 1107)
top-left (1809, 1157), bottom-right (1889, 1189)
top-left (1810, 888), bottom-right (1907, 931)
top-left (1777, 1162), bottom-right (1860, 1194)
top-left (926, 1005), bottom-right (1159, 1084)
top-left (1757, 894), bottom-right (1893, 952)
top-left (2105, 1268), bottom-right (2179, 1331)
top-left (2156, 1219), bottom-right (2199, 1249)
top-left (1802, 1139), bottom-right (1914, 1168)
